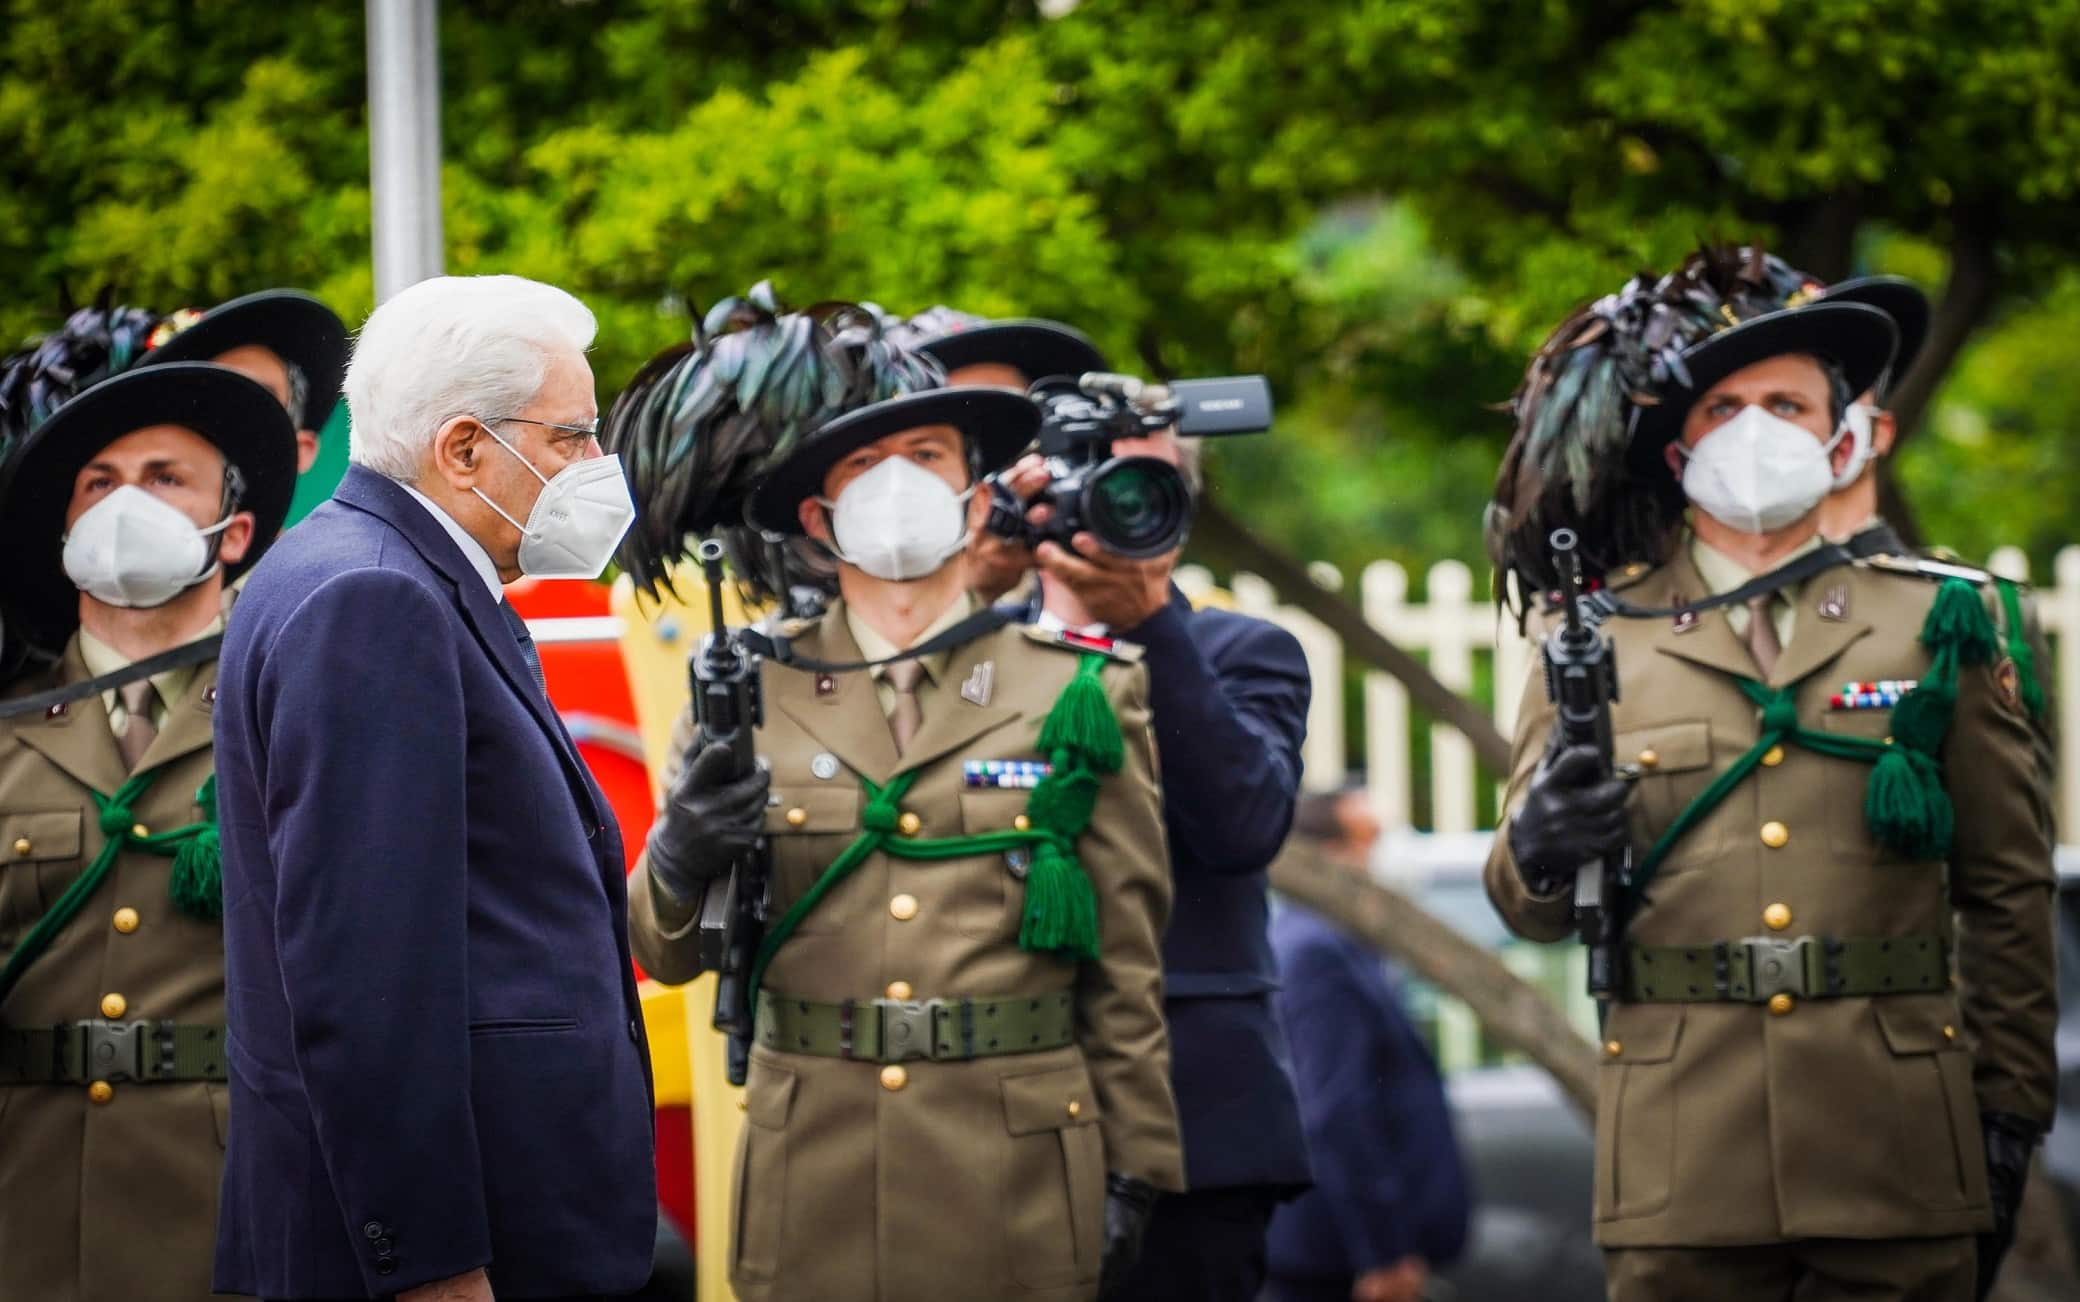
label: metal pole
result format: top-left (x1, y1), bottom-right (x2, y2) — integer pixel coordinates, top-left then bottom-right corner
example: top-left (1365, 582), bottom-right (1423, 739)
top-left (366, 0), bottom-right (444, 301)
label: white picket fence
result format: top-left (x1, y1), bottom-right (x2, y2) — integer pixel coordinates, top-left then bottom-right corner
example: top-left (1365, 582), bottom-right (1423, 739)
top-left (1180, 542), bottom-right (2080, 865)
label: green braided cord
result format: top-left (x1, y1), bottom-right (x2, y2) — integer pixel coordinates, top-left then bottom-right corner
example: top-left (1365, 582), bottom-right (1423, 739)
top-left (0, 768), bottom-right (220, 1005)
top-left (1995, 578), bottom-right (2047, 718)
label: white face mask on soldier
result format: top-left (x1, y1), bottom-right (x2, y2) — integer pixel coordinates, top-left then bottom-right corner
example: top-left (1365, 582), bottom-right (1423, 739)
top-left (819, 454), bottom-right (974, 582)
top-left (473, 426), bottom-right (637, 580)
top-left (62, 484), bottom-right (233, 608)
top-left (1677, 404), bottom-right (1846, 534)
top-left (1832, 402), bottom-right (1877, 490)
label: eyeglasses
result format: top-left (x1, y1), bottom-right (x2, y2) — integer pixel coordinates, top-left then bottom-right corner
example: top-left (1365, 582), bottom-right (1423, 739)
top-left (486, 414), bottom-right (602, 440)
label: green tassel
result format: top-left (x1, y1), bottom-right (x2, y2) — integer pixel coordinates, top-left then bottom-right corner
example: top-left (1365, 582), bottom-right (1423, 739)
top-left (1996, 579), bottom-right (2047, 718)
top-left (169, 829), bottom-right (223, 921)
top-left (1920, 579), bottom-right (1998, 666)
top-left (1035, 655), bottom-right (1124, 775)
top-left (1863, 744), bottom-right (1953, 860)
top-left (1016, 841), bottom-right (1100, 963)
top-left (1025, 760), bottom-right (1099, 834)
top-left (1887, 680), bottom-right (1954, 755)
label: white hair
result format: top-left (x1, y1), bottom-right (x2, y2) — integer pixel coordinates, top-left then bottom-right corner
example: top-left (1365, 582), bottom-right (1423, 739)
top-left (345, 274), bottom-right (597, 479)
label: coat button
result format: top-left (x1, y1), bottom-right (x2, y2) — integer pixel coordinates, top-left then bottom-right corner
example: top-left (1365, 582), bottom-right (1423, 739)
top-left (889, 894), bottom-right (919, 921)
top-left (130, 823), bottom-right (150, 840)
top-left (1604, 1040), bottom-right (1622, 1058)
top-left (88, 1080), bottom-right (115, 1104)
top-left (1636, 748), bottom-right (1659, 770)
top-left (1768, 993), bottom-right (1795, 1016)
top-left (1943, 1024), bottom-right (1957, 1041)
top-left (1760, 744), bottom-right (1786, 767)
top-left (374, 1236), bottom-right (393, 1253)
top-left (880, 1064), bottom-right (908, 1092)
top-left (1013, 814), bottom-right (1032, 832)
top-left (885, 980), bottom-right (913, 1001)
top-left (1760, 821), bottom-right (1789, 849)
top-left (112, 907), bottom-right (141, 934)
top-left (1762, 903), bottom-right (1792, 931)
top-left (1066, 1099), bottom-right (1082, 1119)
top-left (11, 837), bottom-right (29, 856)
top-left (376, 1258), bottom-right (398, 1276)
top-left (785, 807), bottom-right (808, 828)
top-left (100, 992), bottom-right (128, 1019)
top-left (897, 811), bottom-right (923, 837)
top-left (364, 1221), bottom-right (384, 1240)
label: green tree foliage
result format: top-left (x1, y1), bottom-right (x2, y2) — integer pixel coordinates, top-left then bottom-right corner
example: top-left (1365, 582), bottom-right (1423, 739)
top-left (4, 0), bottom-right (2078, 581)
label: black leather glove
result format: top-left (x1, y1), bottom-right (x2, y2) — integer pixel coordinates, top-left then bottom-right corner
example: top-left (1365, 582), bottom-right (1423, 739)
top-left (1505, 743), bottom-right (1631, 896)
top-left (1976, 1110), bottom-right (2041, 1299)
top-left (644, 739), bottom-right (770, 904)
top-left (1097, 1172), bottom-right (1159, 1299)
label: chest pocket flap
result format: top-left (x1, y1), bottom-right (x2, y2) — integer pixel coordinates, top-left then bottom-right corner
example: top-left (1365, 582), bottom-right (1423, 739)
top-left (1615, 721), bottom-right (1712, 776)
top-left (1, 810), bottom-right (83, 864)
top-left (764, 786), bottom-right (860, 835)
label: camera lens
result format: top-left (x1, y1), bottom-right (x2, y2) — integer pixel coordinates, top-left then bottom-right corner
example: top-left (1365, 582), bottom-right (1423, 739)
top-left (1083, 457), bottom-right (1192, 558)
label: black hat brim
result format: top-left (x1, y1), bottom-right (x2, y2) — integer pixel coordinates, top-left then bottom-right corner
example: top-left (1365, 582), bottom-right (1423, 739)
top-left (915, 319), bottom-right (1108, 384)
top-left (140, 290), bottom-right (348, 430)
top-left (1630, 302), bottom-right (1899, 458)
top-left (747, 387), bottom-right (1040, 536)
top-left (1821, 277), bottom-right (1929, 389)
top-left (0, 363), bottom-right (298, 642)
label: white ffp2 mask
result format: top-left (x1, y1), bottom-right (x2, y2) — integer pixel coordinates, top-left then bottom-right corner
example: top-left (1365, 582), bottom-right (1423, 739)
top-left (1678, 405), bottom-right (1844, 534)
top-left (820, 454), bottom-right (973, 582)
top-left (474, 428), bottom-right (637, 580)
top-left (62, 485), bottom-right (232, 608)
top-left (1832, 402), bottom-right (1877, 490)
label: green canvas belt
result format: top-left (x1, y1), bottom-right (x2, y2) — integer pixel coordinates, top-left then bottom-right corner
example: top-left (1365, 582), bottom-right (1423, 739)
top-left (0, 1019), bottom-right (227, 1084)
top-left (755, 989), bottom-right (1075, 1064)
top-left (1624, 934), bottom-right (1949, 1004)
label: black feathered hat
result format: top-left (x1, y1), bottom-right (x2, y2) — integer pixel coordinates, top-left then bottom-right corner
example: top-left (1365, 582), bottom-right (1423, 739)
top-left (909, 309), bottom-right (1108, 384)
top-left (140, 289), bottom-right (348, 430)
top-left (0, 363), bottom-right (297, 646)
top-left (746, 387), bottom-right (1040, 536)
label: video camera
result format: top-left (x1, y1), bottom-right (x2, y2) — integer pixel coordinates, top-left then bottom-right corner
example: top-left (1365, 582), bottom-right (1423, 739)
top-left (984, 372), bottom-right (1273, 559)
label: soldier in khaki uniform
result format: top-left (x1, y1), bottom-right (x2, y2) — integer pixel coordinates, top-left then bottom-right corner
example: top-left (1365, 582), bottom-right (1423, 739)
top-left (1483, 247), bottom-right (2057, 1301)
top-left (0, 349), bottom-right (297, 1302)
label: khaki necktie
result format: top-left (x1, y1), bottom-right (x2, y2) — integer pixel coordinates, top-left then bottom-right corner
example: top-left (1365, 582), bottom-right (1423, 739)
top-left (1746, 593), bottom-right (1782, 679)
top-left (118, 680), bottom-right (160, 771)
top-left (884, 658), bottom-right (926, 755)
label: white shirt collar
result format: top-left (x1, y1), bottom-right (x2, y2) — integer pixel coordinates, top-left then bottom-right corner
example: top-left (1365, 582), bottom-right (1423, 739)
top-left (1035, 606), bottom-right (1108, 639)
top-left (399, 483), bottom-right (505, 601)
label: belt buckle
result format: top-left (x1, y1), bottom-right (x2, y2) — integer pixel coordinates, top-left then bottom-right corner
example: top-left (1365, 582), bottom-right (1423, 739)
top-left (1744, 937), bottom-right (1814, 1000)
top-left (875, 999), bottom-right (940, 1063)
top-left (79, 1018), bottom-right (146, 1083)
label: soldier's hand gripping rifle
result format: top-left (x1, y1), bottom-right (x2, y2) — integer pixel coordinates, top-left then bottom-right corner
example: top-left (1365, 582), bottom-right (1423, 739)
top-left (1540, 528), bottom-right (1631, 998)
top-left (688, 539), bottom-right (769, 1086)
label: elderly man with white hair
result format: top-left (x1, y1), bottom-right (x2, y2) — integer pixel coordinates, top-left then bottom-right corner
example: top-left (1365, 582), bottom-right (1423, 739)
top-left (211, 275), bottom-right (657, 1302)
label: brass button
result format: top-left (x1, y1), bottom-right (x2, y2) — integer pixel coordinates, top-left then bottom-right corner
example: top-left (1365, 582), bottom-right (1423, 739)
top-left (785, 807), bottom-right (808, 828)
top-left (1760, 744), bottom-right (1785, 767)
top-left (1066, 1099), bottom-right (1082, 1119)
top-left (880, 1064), bottom-right (908, 1092)
top-left (897, 811), bottom-right (923, 837)
top-left (100, 992), bottom-right (128, 1019)
top-left (1013, 814), bottom-right (1032, 832)
top-left (1604, 1040), bottom-right (1622, 1058)
top-left (1760, 820), bottom-right (1789, 849)
top-left (1943, 1024), bottom-right (1957, 1041)
top-left (87, 1080), bottom-right (114, 1105)
top-left (1768, 993), bottom-right (1795, 1016)
top-left (889, 893), bottom-right (919, 921)
top-left (112, 908), bottom-right (140, 934)
top-left (130, 823), bottom-right (150, 840)
top-left (10, 837), bottom-right (29, 856)
top-left (885, 980), bottom-right (914, 1001)
top-left (1762, 902), bottom-right (1792, 932)
top-left (1636, 748), bottom-right (1659, 770)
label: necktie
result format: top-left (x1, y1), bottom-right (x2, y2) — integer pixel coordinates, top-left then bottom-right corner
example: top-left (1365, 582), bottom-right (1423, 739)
top-left (884, 658), bottom-right (926, 755)
top-left (1746, 593), bottom-right (1782, 679)
top-left (499, 601), bottom-right (547, 697)
top-left (118, 680), bottom-right (160, 771)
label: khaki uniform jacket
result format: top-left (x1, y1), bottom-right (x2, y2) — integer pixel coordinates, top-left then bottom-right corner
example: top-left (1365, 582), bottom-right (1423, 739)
top-left (0, 641), bottom-right (237, 1302)
top-left (631, 602), bottom-right (1184, 1301)
top-left (1486, 552), bottom-right (2057, 1248)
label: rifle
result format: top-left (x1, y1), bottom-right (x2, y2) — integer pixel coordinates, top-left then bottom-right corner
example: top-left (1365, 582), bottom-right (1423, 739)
top-left (1540, 528), bottom-right (1631, 998)
top-left (687, 538), bottom-right (769, 1086)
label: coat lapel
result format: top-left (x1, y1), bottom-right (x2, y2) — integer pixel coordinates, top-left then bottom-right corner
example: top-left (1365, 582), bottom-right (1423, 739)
top-left (1645, 550), bottom-right (1771, 683)
top-left (11, 642), bottom-right (129, 796)
top-left (1769, 563), bottom-right (1873, 690)
top-left (894, 630), bottom-right (1021, 779)
top-left (133, 660), bottom-right (220, 779)
top-left (771, 609), bottom-right (901, 787)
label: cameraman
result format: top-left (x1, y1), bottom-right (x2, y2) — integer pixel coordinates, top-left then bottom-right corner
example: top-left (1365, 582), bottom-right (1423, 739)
top-left (923, 318), bottom-right (1314, 1302)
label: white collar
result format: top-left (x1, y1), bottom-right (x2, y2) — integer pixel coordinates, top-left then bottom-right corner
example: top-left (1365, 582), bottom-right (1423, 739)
top-left (1035, 606), bottom-right (1109, 639)
top-left (399, 483), bottom-right (505, 601)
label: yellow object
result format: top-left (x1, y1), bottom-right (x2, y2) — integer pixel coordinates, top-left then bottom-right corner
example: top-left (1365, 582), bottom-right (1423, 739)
top-left (785, 807), bottom-right (808, 828)
top-left (1066, 1100), bottom-right (1082, 1119)
top-left (897, 811), bottom-right (922, 837)
top-left (639, 981), bottom-right (690, 1109)
top-left (1604, 1040), bottom-right (1622, 1058)
top-left (1760, 821), bottom-right (1789, 849)
top-left (1762, 903), bottom-right (1792, 932)
top-left (885, 980), bottom-right (913, 1001)
top-left (889, 893), bottom-right (920, 921)
top-left (11, 838), bottom-right (29, 855)
top-left (1761, 745), bottom-right (1786, 767)
top-left (88, 1081), bottom-right (114, 1104)
top-left (880, 1064), bottom-right (909, 1092)
top-left (1012, 815), bottom-right (1031, 832)
top-left (1768, 994), bottom-right (1795, 1016)
top-left (100, 993), bottom-right (127, 1019)
top-left (112, 908), bottom-right (140, 934)
top-left (1943, 1025), bottom-right (1957, 1041)
top-left (1637, 749), bottom-right (1659, 770)
top-left (130, 823), bottom-right (149, 840)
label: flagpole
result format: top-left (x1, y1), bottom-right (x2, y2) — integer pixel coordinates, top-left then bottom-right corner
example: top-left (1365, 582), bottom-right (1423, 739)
top-left (366, 0), bottom-right (444, 301)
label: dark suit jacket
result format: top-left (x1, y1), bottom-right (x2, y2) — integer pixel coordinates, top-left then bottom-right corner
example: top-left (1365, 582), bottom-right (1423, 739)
top-left (1124, 587), bottom-right (1313, 1192)
top-left (1267, 904), bottom-right (1470, 1279)
top-left (211, 467), bottom-right (656, 1299)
